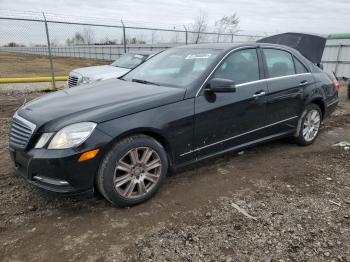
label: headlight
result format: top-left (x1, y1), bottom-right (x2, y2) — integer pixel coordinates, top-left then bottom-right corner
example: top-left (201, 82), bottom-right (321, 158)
top-left (81, 76), bottom-right (92, 84)
top-left (48, 122), bottom-right (97, 149)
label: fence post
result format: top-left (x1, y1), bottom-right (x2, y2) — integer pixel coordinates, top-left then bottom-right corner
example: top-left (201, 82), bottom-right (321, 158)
top-left (231, 34), bottom-right (234, 43)
top-left (42, 12), bottom-right (56, 89)
top-left (334, 45), bottom-right (343, 77)
top-left (121, 20), bottom-right (127, 53)
top-left (183, 25), bottom-right (188, 45)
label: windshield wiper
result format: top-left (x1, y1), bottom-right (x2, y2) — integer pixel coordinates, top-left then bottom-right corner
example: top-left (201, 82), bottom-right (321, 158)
top-left (132, 78), bottom-right (160, 86)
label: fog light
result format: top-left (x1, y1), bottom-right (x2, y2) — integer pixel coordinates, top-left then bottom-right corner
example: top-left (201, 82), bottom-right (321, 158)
top-left (78, 149), bottom-right (99, 162)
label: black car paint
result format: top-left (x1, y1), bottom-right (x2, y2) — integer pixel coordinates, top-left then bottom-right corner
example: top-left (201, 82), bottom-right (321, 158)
top-left (11, 43), bottom-right (339, 194)
top-left (12, 128), bottom-right (111, 193)
top-left (19, 79), bottom-right (186, 131)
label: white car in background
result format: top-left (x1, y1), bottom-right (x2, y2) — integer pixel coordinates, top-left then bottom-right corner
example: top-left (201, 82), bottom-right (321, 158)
top-left (67, 51), bottom-right (159, 88)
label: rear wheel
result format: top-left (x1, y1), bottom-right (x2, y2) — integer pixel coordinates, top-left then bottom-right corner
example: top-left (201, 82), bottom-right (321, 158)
top-left (295, 104), bottom-right (322, 146)
top-left (97, 135), bottom-right (168, 207)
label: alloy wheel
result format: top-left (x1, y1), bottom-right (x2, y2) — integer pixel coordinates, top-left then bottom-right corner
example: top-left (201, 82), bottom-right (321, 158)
top-left (113, 147), bottom-right (162, 199)
top-left (302, 109), bottom-right (321, 142)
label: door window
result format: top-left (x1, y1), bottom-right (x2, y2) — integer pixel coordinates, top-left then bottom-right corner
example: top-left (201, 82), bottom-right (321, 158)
top-left (263, 49), bottom-right (295, 78)
top-left (212, 49), bottom-right (259, 85)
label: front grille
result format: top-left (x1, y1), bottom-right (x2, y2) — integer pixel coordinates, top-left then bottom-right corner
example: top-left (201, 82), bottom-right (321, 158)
top-left (9, 113), bottom-right (36, 149)
top-left (68, 75), bottom-right (79, 88)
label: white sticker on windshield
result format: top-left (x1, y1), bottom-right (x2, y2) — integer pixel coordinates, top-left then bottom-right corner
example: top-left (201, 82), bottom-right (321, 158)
top-left (185, 53), bottom-right (212, 59)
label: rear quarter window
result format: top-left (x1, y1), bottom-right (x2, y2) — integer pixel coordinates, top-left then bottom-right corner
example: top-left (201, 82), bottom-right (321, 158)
top-left (294, 57), bottom-right (309, 74)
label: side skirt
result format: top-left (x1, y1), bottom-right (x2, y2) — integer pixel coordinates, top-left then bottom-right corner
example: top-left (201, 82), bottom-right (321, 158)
top-left (172, 130), bottom-right (294, 172)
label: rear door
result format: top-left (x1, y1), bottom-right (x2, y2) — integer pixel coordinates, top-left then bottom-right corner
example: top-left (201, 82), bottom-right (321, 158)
top-left (262, 48), bottom-right (314, 134)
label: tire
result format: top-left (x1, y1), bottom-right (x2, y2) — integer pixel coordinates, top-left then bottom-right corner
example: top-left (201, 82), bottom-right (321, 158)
top-left (294, 104), bottom-right (322, 146)
top-left (97, 134), bottom-right (168, 207)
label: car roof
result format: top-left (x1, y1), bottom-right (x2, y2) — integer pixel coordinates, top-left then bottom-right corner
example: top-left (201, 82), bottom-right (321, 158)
top-left (175, 42), bottom-right (299, 53)
top-left (127, 43), bottom-right (301, 57)
top-left (128, 50), bottom-right (159, 55)
top-left (175, 42), bottom-right (253, 50)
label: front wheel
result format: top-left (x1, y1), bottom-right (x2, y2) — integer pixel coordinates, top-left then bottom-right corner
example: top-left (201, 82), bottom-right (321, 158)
top-left (97, 135), bottom-right (168, 207)
top-left (294, 104), bottom-right (322, 146)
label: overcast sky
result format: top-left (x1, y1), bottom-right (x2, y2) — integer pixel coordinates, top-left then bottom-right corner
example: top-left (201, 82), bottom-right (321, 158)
top-left (0, 0), bottom-right (349, 35)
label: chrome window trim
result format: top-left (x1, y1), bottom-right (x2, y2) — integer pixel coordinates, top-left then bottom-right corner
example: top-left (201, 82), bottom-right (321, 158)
top-left (180, 115), bottom-right (299, 157)
top-left (199, 71), bottom-right (312, 94)
top-left (195, 45), bottom-right (312, 96)
top-left (235, 73), bottom-right (312, 88)
top-left (13, 112), bottom-right (36, 133)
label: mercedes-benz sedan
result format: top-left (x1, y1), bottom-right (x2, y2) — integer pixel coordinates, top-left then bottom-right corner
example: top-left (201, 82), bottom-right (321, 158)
top-left (67, 51), bottom-right (159, 88)
top-left (10, 43), bottom-right (339, 206)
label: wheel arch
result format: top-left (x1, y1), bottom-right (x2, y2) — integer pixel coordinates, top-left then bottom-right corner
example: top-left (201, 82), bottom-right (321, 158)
top-left (295, 99), bottom-right (325, 138)
top-left (102, 127), bottom-right (174, 167)
top-left (307, 98), bottom-right (325, 119)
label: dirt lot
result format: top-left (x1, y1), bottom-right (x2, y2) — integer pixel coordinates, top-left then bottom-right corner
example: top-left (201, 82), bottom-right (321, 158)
top-left (0, 52), bottom-right (107, 78)
top-left (0, 86), bottom-right (350, 261)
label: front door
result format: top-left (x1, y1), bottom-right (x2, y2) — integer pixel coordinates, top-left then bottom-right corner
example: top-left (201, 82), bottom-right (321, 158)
top-left (194, 48), bottom-right (268, 158)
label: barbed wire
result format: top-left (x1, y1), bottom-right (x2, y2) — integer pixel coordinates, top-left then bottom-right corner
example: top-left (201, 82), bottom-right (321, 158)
top-left (0, 9), bottom-right (266, 37)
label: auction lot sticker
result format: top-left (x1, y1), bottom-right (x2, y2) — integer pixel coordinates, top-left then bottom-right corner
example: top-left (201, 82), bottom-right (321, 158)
top-left (185, 53), bottom-right (212, 59)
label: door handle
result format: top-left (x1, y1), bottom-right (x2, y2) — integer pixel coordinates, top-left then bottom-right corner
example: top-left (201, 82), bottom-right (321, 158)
top-left (299, 80), bottom-right (308, 86)
top-left (253, 91), bottom-right (266, 97)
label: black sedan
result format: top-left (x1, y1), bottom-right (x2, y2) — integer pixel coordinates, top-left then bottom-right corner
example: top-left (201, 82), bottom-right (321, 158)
top-left (9, 43), bottom-right (339, 206)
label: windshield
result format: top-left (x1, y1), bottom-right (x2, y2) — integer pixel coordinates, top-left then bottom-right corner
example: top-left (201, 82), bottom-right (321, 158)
top-left (123, 48), bottom-right (221, 88)
top-left (111, 53), bottom-right (148, 69)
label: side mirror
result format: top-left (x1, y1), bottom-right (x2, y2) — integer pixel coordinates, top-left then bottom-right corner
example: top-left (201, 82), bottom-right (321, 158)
top-left (205, 78), bottom-right (236, 93)
top-left (318, 63), bottom-right (324, 70)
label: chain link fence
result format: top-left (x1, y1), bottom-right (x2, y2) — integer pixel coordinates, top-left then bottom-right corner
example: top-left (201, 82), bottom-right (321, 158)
top-left (0, 10), bottom-right (265, 88)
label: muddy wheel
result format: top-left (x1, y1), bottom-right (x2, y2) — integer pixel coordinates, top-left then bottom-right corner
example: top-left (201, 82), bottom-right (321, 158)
top-left (295, 104), bottom-right (322, 146)
top-left (97, 134), bottom-right (168, 207)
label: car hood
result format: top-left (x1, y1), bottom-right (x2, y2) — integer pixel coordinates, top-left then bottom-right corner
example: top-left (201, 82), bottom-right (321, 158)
top-left (72, 65), bottom-right (130, 80)
top-left (18, 79), bottom-right (186, 132)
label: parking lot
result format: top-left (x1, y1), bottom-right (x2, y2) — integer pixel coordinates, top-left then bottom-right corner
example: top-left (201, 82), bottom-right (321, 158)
top-left (0, 85), bottom-right (349, 261)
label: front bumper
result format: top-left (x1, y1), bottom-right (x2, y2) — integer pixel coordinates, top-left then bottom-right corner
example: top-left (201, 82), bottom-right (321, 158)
top-left (11, 149), bottom-right (100, 194)
top-left (9, 128), bottom-right (112, 194)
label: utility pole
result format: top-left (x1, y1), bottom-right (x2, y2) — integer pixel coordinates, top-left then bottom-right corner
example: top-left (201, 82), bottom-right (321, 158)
top-left (183, 25), bottom-right (188, 45)
top-left (121, 19), bottom-right (127, 53)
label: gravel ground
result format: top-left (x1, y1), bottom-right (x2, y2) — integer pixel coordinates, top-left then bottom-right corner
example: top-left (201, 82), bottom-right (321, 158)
top-left (0, 85), bottom-right (349, 261)
top-left (125, 149), bottom-right (350, 261)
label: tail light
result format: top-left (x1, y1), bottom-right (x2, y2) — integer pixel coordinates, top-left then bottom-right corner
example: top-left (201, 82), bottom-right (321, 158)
top-left (333, 79), bottom-right (340, 92)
